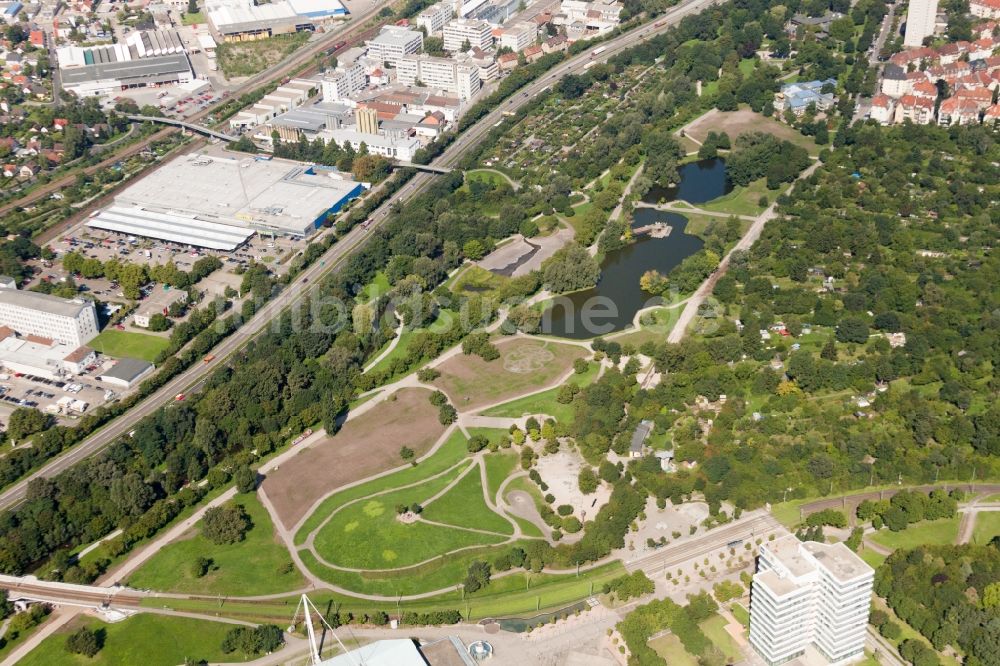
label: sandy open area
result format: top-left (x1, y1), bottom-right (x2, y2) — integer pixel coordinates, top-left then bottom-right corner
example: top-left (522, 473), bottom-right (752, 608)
top-left (262, 387), bottom-right (446, 529)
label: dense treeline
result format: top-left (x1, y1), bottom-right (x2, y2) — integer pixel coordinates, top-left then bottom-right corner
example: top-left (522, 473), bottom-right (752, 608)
top-left (616, 592), bottom-right (719, 665)
top-left (875, 544), bottom-right (1000, 666)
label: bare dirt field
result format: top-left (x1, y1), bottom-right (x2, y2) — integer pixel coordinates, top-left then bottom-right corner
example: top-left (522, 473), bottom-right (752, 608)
top-left (262, 387), bottom-right (446, 529)
top-left (535, 448), bottom-right (611, 521)
top-left (433, 338), bottom-right (587, 410)
top-left (684, 109), bottom-right (819, 156)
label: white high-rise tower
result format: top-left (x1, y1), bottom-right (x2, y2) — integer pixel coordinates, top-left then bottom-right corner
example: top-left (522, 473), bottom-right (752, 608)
top-left (903, 0), bottom-right (939, 47)
top-left (749, 535), bottom-right (874, 666)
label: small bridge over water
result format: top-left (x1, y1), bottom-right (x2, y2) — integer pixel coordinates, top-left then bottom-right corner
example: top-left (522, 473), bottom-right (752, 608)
top-left (126, 115), bottom-right (238, 142)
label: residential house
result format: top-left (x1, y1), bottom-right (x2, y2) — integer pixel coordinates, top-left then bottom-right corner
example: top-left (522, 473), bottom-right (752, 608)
top-left (984, 102), bottom-right (1000, 124)
top-left (523, 44), bottom-right (543, 63)
top-left (881, 63), bottom-right (908, 97)
top-left (18, 161), bottom-right (39, 178)
top-left (497, 51), bottom-right (518, 71)
top-left (937, 96), bottom-right (982, 124)
top-left (869, 93), bottom-right (895, 124)
top-left (542, 34), bottom-right (568, 53)
top-left (970, 0), bottom-right (1000, 19)
top-left (894, 94), bottom-right (935, 124)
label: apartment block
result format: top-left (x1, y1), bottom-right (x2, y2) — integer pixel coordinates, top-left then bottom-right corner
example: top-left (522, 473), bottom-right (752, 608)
top-left (416, 1), bottom-right (454, 34)
top-left (903, 0), bottom-right (939, 47)
top-left (320, 61), bottom-right (366, 102)
top-left (397, 53), bottom-right (481, 100)
top-left (749, 535), bottom-right (873, 666)
top-left (442, 18), bottom-right (493, 52)
top-left (366, 26), bottom-right (424, 66)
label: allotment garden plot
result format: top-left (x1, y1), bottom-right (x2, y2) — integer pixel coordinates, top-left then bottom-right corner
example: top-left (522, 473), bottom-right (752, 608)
top-left (432, 338), bottom-right (587, 410)
top-left (262, 387), bottom-right (446, 530)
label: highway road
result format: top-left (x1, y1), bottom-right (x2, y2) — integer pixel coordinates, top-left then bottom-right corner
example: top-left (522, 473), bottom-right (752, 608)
top-left (0, 0), bottom-right (724, 512)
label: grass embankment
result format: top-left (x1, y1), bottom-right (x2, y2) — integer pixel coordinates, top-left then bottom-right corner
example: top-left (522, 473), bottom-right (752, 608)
top-left (480, 360), bottom-right (600, 422)
top-left (126, 494), bottom-right (303, 595)
top-left (141, 560), bottom-right (627, 622)
top-left (19, 615), bottom-right (248, 666)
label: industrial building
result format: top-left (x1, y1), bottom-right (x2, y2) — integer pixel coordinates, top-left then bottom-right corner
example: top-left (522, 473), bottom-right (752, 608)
top-left (442, 17), bottom-right (493, 51)
top-left (365, 26), bottom-right (424, 67)
top-left (749, 535), bottom-right (873, 666)
top-left (56, 30), bottom-right (194, 97)
top-left (228, 79), bottom-right (317, 130)
top-left (97, 358), bottom-right (156, 388)
top-left (206, 0), bottom-right (349, 42)
top-left (318, 128), bottom-right (421, 161)
top-left (88, 152), bottom-right (365, 250)
top-left (0, 285), bottom-right (99, 348)
top-left (0, 327), bottom-right (96, 381)
top-left (397, 53), bottom-right (481, 100)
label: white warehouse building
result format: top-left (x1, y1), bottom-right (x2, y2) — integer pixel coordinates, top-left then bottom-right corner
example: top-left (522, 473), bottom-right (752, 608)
top-left (0, 285), bottom-right (99, 348)
top-left (749, 535), bottom-right (873, 666)
top-left (397, 54), bottom-right (481, 100)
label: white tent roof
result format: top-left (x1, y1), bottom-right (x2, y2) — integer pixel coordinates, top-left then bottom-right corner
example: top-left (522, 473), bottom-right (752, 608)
top-left (87, 206), bottom-right (254, 251)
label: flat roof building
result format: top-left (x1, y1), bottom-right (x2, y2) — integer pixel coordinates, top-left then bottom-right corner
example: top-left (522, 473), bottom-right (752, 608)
top-left (397, 53), bottom-right (481, 100)
top-left (317, 128), bottom-right (422, 162)
top-left (57, 30), bottom-right (194, 97)
top-left (0, 328), bottom-right (96, 381)
top-left (366, 26), bottom-right (424, 67)
top-left (416, 1), bottom-right (454, 34)
top-left (97, 357), bottom-right (155, 388)
top-left (750, 535), bottom-right (873, 666)
top-left (207, 0), bottom-right (348, 41)
top-left (443, 18), bottom-right (493, 52)
top-left (0, 286), bottom-right (98, 348)
top-left (89, 152), bottom-right (365, 248)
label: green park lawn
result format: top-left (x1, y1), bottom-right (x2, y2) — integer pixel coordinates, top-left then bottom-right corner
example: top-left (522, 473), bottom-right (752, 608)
top-left (483, 450), bottom-right (519, 500)
top-left (19, 614), bottom-right (246, 666)
top-left (701, 613), bottom-right (740, 661)
top-left (127, 494), bottom-right (303, 595)
top-left (972, 511), bottom-right (1000, 545)
top-left (465, 169), bottom-right (512, 188)
top-left (871, 517), bottom-right (960, 551)
top-left (356, 271), bottom-right (389, 302)
top-left (311, 462), bottom-right (507, 569)
top-left (433, 338), bottom-right (587, 411)
top-left (480, 359), bottom-right (600, 422)
top-left (858, 547), bottom-right (886, 569)
top-left (731, 602), bottom-right (750, 628)
top-left (89, 329), bottom-right (171, 362)
top-left (422, 464), bottom-right (513, 535)
top-left (649, 633), bottom-right (699, 666)
top-left (698, 177), bottom-right (771, 217)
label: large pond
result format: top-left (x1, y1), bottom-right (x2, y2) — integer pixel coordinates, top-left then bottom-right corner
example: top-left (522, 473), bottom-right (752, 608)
top-left (642, 157), bottom-right (733, 205)
top-left (541, 158), bottom-right (728, 339)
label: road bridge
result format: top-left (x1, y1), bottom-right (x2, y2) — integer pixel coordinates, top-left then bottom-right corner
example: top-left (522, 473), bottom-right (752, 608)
top-left (392, 161), bottom-right (454, 174)
top-left (126, 115), bottom-right (238, 142)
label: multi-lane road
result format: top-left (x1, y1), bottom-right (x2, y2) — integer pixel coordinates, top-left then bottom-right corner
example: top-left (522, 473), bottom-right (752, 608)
top-left (0, 0), bottom-right (724, 512)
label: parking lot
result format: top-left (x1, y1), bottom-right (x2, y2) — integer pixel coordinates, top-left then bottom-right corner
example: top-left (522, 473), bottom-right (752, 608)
top-left (0, 362), bottom-right (121, 427)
